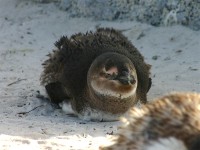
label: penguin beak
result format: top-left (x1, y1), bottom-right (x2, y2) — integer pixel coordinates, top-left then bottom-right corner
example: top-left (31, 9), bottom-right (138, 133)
top-left (117, 71), bottom-right (136, 85)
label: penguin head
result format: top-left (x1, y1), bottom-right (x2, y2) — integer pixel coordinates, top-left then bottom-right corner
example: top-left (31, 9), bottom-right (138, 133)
top-left (87, 52), bottom-right (137, 99)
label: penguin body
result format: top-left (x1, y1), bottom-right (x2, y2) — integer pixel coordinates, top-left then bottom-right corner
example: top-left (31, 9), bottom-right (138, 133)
top-left (41, 28), bottom-right (151, 121)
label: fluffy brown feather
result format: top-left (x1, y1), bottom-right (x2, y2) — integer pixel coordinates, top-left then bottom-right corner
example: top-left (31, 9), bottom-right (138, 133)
top-left (101, 92), bottom-right (200, 149)
top-left (40, 28), bottom-right (151, 120)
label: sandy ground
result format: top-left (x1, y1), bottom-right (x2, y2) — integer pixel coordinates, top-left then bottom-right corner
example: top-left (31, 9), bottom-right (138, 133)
top-left (0, 0), bottom-right (199, 149)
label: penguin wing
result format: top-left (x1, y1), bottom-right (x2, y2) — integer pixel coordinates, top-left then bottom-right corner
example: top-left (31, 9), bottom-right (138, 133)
top-left (41, 35), bottom-right (88, 85)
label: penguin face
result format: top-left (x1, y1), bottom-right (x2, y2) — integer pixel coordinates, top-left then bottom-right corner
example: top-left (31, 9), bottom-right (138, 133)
top-left (88, 52), bottom-right (137, 99)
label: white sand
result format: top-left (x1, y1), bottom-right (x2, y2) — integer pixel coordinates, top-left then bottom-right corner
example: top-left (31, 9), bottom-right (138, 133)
top-left (0, 0), bottom-right (199, 149)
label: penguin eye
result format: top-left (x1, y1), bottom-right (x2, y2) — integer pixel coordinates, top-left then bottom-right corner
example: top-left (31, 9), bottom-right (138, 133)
top-left (99, 72), bottom-right (112, 78)
top-left (105, 73), bottom-right (112, 78)
top-left (105, 73), bottom-right (117, 79)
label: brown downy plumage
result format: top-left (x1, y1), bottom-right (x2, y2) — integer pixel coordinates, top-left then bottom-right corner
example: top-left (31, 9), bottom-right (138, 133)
top-left (101, 92), bottom-right (200, 149)
top-left (40, 28), bottom-right (151, 121)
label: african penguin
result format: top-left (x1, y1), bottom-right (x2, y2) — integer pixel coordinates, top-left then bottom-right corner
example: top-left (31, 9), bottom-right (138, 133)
top-left (40, 28), bottom-right (151, 121)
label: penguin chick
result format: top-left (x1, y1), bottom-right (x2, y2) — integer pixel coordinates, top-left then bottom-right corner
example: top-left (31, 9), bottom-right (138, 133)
top-left (40, 28), bottom-right (151, 121)
top-left (101, 92), bottom-right (200, 149)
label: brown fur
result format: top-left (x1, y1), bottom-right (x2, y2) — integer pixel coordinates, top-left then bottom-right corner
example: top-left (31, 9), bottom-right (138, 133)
top-left (40, 28), bottom-right (151, 117)
top-left (101, 92), bottom-right (200, 149)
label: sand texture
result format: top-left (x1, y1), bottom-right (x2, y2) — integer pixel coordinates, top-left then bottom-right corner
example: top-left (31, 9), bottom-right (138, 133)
top-left (0, 0), bottom-right (199, 149)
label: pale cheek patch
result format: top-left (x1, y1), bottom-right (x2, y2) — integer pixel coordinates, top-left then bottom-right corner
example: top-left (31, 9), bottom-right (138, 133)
top-left (106, 67), bottom-right (118, 75)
